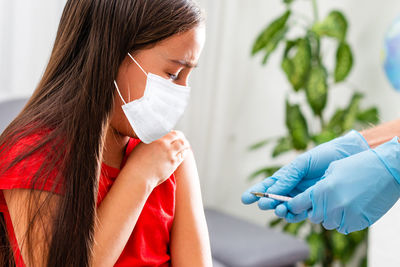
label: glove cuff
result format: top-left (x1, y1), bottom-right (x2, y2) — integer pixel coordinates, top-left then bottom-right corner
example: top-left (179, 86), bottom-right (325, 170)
top-left (341, 130), bottom-right (371, 151)
top-left (373, 137), bottom-right (400, 185)
top-left (349, 130), bottom-right (370, 149)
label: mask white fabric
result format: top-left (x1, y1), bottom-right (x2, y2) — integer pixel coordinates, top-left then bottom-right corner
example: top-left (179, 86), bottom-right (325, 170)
top-left (113, 53), bottom-right (190, 144)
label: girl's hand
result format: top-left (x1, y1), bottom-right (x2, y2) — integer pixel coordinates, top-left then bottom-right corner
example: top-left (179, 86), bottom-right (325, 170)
top-left (121, 130), bottom-right (191, 188)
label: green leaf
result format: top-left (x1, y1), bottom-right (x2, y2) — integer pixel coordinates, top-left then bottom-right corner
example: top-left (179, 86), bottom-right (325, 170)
top-left (286, 100), bottom-right (309, 150)
top-left (327, 109), bottom-right (346, 135)
top-left (348, 229), bottom-right (368, 245)
top-left (262, 27), bottom-right (288, 65)
top-left (312, 10), bottom-right (348, 41)
top-left (335, 42), bottom-right (353, 82)
top-left (312, 130), bottom-right (338, 145)
top-left (330, 231), bottom-right (358, 265)
top-left (283, 0), bottom-right (294, 4)
top-left (359, 256), bottom-right (368, 267)
top-left (252, 10), bottom-right (291, 60)
top-left (249, 139), bottom-right (271, 151)
top-left (342, 92), bottom-right (363, 131)
top-left (248, 166), bottom-right (281, 180)
top-left (269, 218), bottom-right (283, 227)
top-left (305, 232), bottom-right (325, 265)
top-left (283, 221), bottom-right (305, 235)
top-left (272, 136), bottom-right (293, 157)
top-left (282, 38), bottom-right (312, 91)
top-left (357, 107), bottom-right (379, 125)
top-left (305, 64), bottom-right (328, 115)
top-left (331, 231), bottom-right (349, 259)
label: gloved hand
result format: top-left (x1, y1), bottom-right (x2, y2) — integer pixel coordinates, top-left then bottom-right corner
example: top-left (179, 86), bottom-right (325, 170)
top-left (286, 137), bottom-right (400, 234)
top-left (242, 130), bottom-right (370, 222)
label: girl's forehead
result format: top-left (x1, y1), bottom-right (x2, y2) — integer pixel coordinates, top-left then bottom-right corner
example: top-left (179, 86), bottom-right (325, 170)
top-left (154, 27), bottom-right (206, 62)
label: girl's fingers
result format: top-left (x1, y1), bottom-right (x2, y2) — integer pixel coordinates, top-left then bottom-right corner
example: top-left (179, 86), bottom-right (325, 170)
top-left (165, 130), bottom-right (183, 143)
top-left (171, 133), bottom-right (190, 151)
top-left (163, 130), bottom-right (191, 162)
top-left (175, 147), bottom-right (190, 162)
top-left (172, 139), bottom-right (191, 153)
top-left (171, 138), bottom-right (185, 149)
top-left (170, 131), bottom-right (187, 145)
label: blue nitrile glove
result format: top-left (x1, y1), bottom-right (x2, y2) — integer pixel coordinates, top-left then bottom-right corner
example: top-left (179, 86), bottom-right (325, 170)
top-left (287, 137), bottom-right (400, 234)
top-left (242, 130), bottom-right (370, 222)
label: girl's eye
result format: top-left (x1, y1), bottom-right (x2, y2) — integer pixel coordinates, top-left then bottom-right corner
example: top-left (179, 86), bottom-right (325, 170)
top-left (167, 73), bottom-right (179, 80)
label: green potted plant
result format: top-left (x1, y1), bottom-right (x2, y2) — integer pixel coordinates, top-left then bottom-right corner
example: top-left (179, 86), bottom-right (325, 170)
top-left (249, 0), bottom-right (379, 266)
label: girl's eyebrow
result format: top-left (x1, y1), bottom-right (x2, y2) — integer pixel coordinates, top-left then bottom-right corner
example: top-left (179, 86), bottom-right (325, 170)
top-left (169, 59), bottom-right (198, 68)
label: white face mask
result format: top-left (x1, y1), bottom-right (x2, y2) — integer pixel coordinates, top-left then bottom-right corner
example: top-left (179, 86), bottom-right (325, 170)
top-left (113, 53), bottom-right (191, 144)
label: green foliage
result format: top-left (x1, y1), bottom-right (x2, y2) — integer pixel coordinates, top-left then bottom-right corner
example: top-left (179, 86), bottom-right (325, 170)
top-left (249, 1), bottom-right (380, 266)
top-left (312, 130), bottom-right (337, 145)
top-left (306, 231), bottom-right (326, 265)
top-left (324, 92), bottom-right (372, 136)
top-left (335, 42), bottom-right (353, 82)
top-left (283, 220), bottom-right (306, 235)
top-left (306, 64), bottom-right (328, 115)
top-left (248, 139), bottom-right (271, 150)
top-left (282, 38), bottom-right (312, 91)
top-left (283, 0), bottom-right (294, 4)
top-left (252, 11), bottom-right (291, 64)
top-left (286, 101), bottom-right (309, 149)
top-left (357, 107), bottom-right (379, 125)
top-left (360, 257), bottom-right (368, 267)
top-left (312, 10), bottom-right (348, 41)
top-left (342, 92), bottom-right (363, 131)
top-left (272, 136), bottom-right (293, 157)
top-left (269, 218), bottom-right (283, 227)
top-left (331, 230), bottom-right (368, 265)
top-left (249, 166), bottom-right (281, 180)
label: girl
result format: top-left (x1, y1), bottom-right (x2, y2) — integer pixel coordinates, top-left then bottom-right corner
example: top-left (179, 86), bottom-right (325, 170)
top-left (0, 0), bottom-right (211, 266)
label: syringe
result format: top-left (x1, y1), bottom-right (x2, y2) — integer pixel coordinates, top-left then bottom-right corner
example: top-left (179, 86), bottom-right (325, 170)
top-left (251, 192), bottom-right (292, 202)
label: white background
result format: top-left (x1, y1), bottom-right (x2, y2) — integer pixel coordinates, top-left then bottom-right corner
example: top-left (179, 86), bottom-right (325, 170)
top-left (1, 1), bottom-right (400, 266)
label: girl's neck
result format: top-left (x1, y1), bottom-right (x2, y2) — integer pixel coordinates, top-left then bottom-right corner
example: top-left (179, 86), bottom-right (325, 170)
top-left (102, 125), bottom-right (130, 169)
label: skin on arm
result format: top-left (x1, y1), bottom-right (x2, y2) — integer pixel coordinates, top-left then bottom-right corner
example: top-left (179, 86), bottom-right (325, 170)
top-left (361, 118), bottom-right (400, 148)
top-left (170, 149), bottom-right (212, 267)
top-left (91, 170), bottom-right (154, 266)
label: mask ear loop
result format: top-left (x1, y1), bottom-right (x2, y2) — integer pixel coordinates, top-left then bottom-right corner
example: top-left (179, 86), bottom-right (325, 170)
top-left (128, 52), bottom-right (148, 77)
top-left (114, 53), bottom-right (148, 105)
top-left (114, 80), bottom-right (127, 105)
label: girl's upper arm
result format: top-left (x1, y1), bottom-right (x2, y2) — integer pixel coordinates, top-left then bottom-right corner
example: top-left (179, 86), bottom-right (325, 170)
top-left (3, 188), bottom-right (60, 267)
top-left (169, 150), bottom-right (212, 267)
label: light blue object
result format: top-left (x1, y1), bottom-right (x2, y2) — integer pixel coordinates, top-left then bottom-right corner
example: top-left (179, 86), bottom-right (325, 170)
top-left (241, 130), bottom-right (370, 222)
top-left (383, 16), bottom-right (400, 91)
top-left (286, 138), bottom-right (400, 234)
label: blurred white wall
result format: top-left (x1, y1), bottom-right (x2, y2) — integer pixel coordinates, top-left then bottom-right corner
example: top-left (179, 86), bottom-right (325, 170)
top-left (0, 0), bottom-right (66, 100)
top-left (1, 1), bottom-right (400, 266)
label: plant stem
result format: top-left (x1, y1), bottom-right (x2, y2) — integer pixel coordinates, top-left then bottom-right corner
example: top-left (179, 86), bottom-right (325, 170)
top-left (322, 229), bottom-right (334, 267)
top-left (312, 0), bottom-right (319, 22)
top-left (319, 114), bottom-right (326, 130)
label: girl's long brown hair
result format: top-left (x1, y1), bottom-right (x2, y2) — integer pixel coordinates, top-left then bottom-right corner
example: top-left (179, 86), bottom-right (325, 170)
top-left (0, 0), bottom-right (203, 266)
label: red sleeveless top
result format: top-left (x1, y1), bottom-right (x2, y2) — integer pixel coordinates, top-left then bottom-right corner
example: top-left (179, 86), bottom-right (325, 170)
top-left (0, 133), bottom-right (176, 266)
